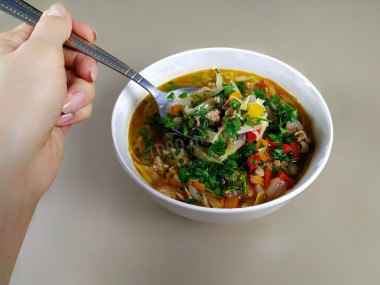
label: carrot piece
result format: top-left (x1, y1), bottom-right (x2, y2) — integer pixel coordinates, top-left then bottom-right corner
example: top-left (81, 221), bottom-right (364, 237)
top-left (164, 169), bottom-right (181, 188)
top-left (264, 167), bottom-right (272, 188)
top-left (191, 181), bottom-right (206, 192)
top-left (224, 197), bottom-right (239, 208)
top-left (170, 104), bottom-right (183, 116)
top-left (277, 171), bottom-right (294, 186)
top-left (229, 92), bottom-right (241, 100)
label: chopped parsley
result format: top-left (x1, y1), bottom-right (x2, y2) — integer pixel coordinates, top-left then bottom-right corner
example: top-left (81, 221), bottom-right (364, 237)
top-left (167, 92), bottom-right (174, 101)
top-left (235, 81), bottom-right (245, 94)
top-left (179, 92), bottom-right (188, 99)
top-left (231, 99), bottom-right (241, 110)
top-left (162, 114), bottom-right (176, 128)
top-left (254, 88), bottom-right (265, 99)
top-left (225, 118), bottom-right (242, 139)
top-left (207, 140), bottom-right (227, 157)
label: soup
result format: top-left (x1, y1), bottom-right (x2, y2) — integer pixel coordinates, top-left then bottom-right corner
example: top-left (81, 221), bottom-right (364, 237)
top-left (129, 69), bottom-right (312, 208)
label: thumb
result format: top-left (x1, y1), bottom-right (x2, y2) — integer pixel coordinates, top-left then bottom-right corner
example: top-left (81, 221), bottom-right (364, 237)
top-left (29, 3), bottom-right (72, 47)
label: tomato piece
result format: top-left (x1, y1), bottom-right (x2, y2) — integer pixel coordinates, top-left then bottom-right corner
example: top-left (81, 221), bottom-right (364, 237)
top-left (246, 131), bottom-right (257, 143)
top-left (290, 142), bottom-right (300, 158)
top-left (282, 144), bottom-right (292, 154)
top-left (264, 167), bottom-right (272, 188)
top-left (247, 155), bottom-right (261, 173)
top-left (277, 171), bottom-right (294, 186)
top-left (221, 119), bottom-right (225, 126)
top-left (265, 137), bottom-right (279, 148)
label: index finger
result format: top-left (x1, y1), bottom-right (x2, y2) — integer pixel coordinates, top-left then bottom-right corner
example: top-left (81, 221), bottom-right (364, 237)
top-left (72, 19), bottom-right (97, 42)
top-left (64, 19), bottom-right (98, 81)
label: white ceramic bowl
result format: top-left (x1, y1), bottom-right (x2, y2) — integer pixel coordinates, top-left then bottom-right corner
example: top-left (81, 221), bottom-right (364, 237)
top-left (112, 48), bottom-right (333, 223)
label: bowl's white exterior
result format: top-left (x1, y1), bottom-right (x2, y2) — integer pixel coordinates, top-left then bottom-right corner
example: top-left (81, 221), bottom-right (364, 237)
top-left (111, 48), bottom-right (333, 223)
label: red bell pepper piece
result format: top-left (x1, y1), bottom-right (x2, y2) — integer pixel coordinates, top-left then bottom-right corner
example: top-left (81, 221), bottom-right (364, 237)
top-left (290, 142), bottom-right (300, 158)
top-left (246, 131), bottom-right (257, 143)
top-left (277, 171), bottom-right (294, 186)
top-left (282, 144), bottom-right (292, 155)
top-left (247, 155), bottom-right (261, 172)
top-left (265, 137), bottom-right (279, 148)
top-left (264, 167), bottom-right (272, 188)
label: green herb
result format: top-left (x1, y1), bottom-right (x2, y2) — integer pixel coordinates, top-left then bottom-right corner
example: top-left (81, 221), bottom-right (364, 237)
top-left (223, 85), bottom-right (234, 97)
top-left (165, 82), bottom-right (179, 92)
top-left (196, 127), bottom-right (207, 139)
top-left (167, 153), bottom-right (174, 159)
top-left (225, 118), bottom-right (242, 139)
top-left (178, 154), bottom-right (241, 197)
top-left (169, 172), bottom-right (175, 180)
top-left (175, 149), bottom-right (181, 157)
top-left (192, 106), bottom-right (207, 116)
top-left (231, 99), bottom-right (241, 110)
top-left (282, 135), bottom-right (294, 144)
top-left (135, 147), bottom-right (141, 158)
top-left (235, 81), bottom-right (245, 94)
top-left (254, 89), bottom-right (265, 99)
top-left (185, 197), bottom-right (198, 204)
top-left (179, 158), bottom-right (185, 165)
top-left (272, 147), bottom-right (285, 160)
top-left (188, 118), bottom-right (195, 128)
top-left (270, 94), bottom-right (280, 104)
top-left (183, 124), bottom-right (188, 136)
top-left (167, 92), bottom-right (175, 101)
top-left (277, 103), bottom-right (297, 124)
top-left (178, 92), bottom-right (188, 98)
top-left (207, 140), bottom-right (227, 157)
top-left (162, 114), bottom-right (176, 128)
top-left (239, 142), bottom-right (256, 158)
top-left (245, 116), bottom-right (272, 127)
top-left (271, 167), bottom-right (282, 175)
top-left (241, 173), bottom-right (247, 195)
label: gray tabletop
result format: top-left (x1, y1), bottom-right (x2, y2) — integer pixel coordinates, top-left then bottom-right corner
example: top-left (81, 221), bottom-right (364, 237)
top-left (2, 0), bottom-right (379, 284)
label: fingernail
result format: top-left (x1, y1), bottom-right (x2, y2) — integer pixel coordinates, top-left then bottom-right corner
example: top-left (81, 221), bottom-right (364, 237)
top-left (47, 3), bottom-right (66, 17)
top-left (63, 91), bottom-right (85, 114)
top-left (94, 29), bottom-right (98, 41)
top-left (57, 113), bottom-right (74, 125)
top-left (90, 62), bottom-right (98, 82)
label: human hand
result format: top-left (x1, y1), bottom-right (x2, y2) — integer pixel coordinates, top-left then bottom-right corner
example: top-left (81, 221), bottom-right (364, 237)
top-left (0, 3), bottom-right (97, 201)
top-left (0, 3), bottom-right (98, 283)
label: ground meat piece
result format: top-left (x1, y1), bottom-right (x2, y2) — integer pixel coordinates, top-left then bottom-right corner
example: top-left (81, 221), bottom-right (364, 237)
top-left (255, 166), bottom-right (264, 177)
top-left (194, 116), bottom-right (201, 127)
top-left (273, 160), bottom-right (282, 168)
top-left (213, 96), bottom-right (221, 104)
top-left (295, 130), bottom-right (311, 143)
top-left (205, 109), bottom-right (221, 123)
top-left (295, 130), bottom-right (311, 153)
top-left (300, 141), bottom-right (309, 153)
top-left (152, 156), bottom-right (169, 175)
top-left (287, 164), bottom-right (299, 176)
top-left (281, 161), bottom-right (289, 169)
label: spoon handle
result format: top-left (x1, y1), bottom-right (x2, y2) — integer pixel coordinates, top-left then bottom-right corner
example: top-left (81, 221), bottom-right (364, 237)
top-left (0, 0), bottom-right (158, 94)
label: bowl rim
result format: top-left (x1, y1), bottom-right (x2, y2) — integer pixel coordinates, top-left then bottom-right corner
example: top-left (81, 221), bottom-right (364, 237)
top-left (111, 47), bottom-right (333, 214)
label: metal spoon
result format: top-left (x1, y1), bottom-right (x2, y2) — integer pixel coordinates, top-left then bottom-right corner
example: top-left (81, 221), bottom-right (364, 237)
top-left (0, 0), bottom-right (204, 141)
